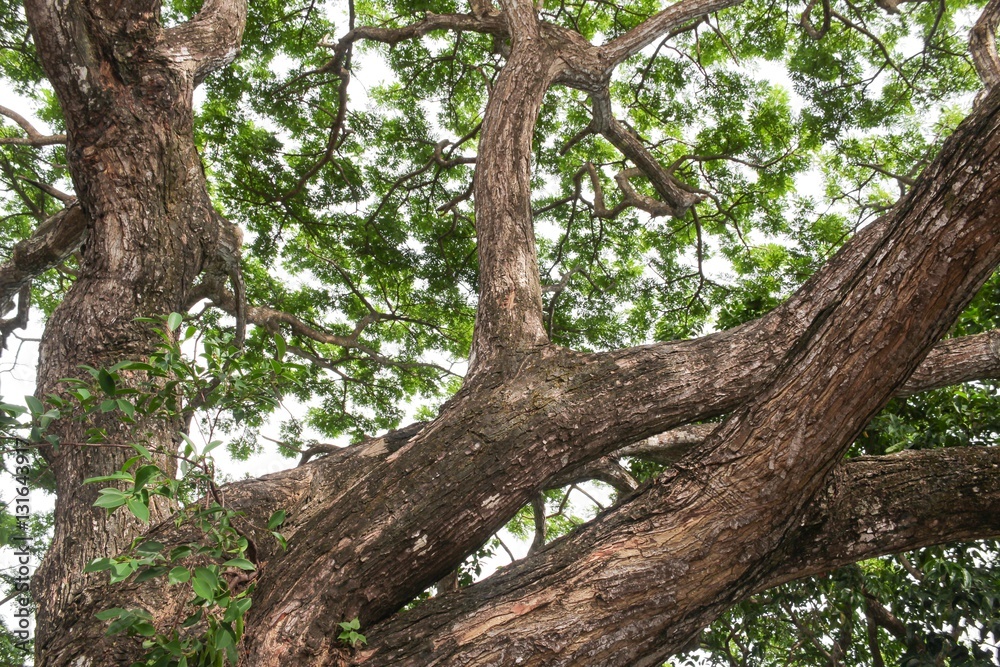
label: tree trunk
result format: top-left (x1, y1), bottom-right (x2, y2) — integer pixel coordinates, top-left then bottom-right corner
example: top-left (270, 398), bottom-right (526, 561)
top-left (23, 0), bottom-right (245, 663)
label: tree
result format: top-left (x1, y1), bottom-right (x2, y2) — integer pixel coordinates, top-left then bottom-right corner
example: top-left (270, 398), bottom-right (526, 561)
top-left (2, 0), bottom-right (1000, 662)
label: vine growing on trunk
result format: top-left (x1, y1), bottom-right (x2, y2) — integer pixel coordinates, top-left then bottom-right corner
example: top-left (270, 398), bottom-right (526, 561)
top-left (4, 314), bottom-right (296, 666)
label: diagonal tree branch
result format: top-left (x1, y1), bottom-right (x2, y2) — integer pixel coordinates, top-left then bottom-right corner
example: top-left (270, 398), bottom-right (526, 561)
top-left (600, 0), bottom-right (750, 69)
top-left (364, 445), bottom-right (1000, 666)
top-left (612, 328), bottom-right (1000, 466)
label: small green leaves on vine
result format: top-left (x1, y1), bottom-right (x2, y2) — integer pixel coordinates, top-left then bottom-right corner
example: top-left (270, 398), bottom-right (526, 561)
top-left (52, 313), bottom-right (302, 666)
top-left (338, 617), bottom-right (367, 648)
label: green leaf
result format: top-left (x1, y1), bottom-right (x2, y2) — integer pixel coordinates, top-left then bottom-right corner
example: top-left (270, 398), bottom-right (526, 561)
top-left (203, 440), bottom-right (223, 456)
top-left (106, 613), bottom-right (136, 635)
top-left (181, 609), bottom-right (202, 627)
top-left (116, 399), bottom-right (135, 419)
top-left (110, 562), bottom-right (135, 583)
top-left (168, 566), bottom-right (191, 584)
top-left (84, 558), bottom-right (114, 573)
top-left (192, 566), bottom-right (219, 600)
top-left (95, 607), bottom-right (128, 621)
top-left (166, 312), bottom-right (183, 332)
top-left (115, 361), bottom-right (156, 372)
top-left (214, 627), bottom-right (235, 651)
top-left (24, 395), bottom-right (44, 415)
top-left (180, 433), bottom-right (197, 457)
top-left (132, 464), bottom-right (160, 492)
top-left (135, 540), bottom-right (164, 554)
top-left (133, 566), bottom-right (168, 583)
top-left (97, 369), bottom-right (117, 396)
top-left (126, 496), bottom-right (150, 522)
top-left (94, 489), bottom-right (128, 510)
top-left (132, 621), bottom-right (157, 637)
top-left (83, 472), bottom-right (133, 485)
top-left (267, 510), bottom-right (287, 530)
top-left (221, 558), bottom-right (255, 571)
top-left (271, 531), bottom-right (288, 550)
top-left (274, 333), bottom-right (286, 360)
top-left (169, 545), bottom-right (193, 561)
top-left (130, 442), bottom-right (153, 460)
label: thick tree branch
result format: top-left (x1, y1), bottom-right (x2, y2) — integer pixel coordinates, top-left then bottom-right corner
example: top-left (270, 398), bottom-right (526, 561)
top-left (0, 201), bottom-right (87, 309)
top-left (158, 0), bottom-right (249, 84)
top-left (547, 455), bottom-right (638, 493)
top-left (902, 329), bottom-right (1000, 392)
top-left (613, 328), bottom-right (1000, 465)
top-left (614, 423), bottom-right (717, 465)
top-left (765, 447), bottom-right (1000, 586)
top-left (501, 0), bottom-right (542, 42)
top-left (467, 25), bottom-right (555, 371)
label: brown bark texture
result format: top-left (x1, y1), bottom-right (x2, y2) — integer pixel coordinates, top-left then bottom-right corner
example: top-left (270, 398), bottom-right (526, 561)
top-left (11, 0), bottom-right (1000, 665)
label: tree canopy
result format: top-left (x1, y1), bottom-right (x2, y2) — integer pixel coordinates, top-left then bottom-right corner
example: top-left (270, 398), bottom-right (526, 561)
top-left (2, 0), bottom-right (1000, 663)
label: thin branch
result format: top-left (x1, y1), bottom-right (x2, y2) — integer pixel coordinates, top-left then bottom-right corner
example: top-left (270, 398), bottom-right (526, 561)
top-left (800, 0), bottom-right (831, 40)
top-left (19, 177), bottom-right (73, 201)
top-left (589, 90), bottom-right (704, 217)
top-left (895, 553), bottom-right (924, 582)
top-left (0, 105), bottom-right (66, 146)
top-left (547, 455), bottom-right (638, 494)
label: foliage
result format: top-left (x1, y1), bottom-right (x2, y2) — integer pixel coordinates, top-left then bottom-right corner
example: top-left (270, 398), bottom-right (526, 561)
top-left (337, 617), bottom-right (368, 648)
top-left (0, 316), bottom-right (295, 665)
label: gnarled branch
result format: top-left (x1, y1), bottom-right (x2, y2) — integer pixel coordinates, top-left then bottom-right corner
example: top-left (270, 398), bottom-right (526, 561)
top-left (0, 201), bottom-right (87, 309)
top-left (159, 0), bottom-right (249, 84)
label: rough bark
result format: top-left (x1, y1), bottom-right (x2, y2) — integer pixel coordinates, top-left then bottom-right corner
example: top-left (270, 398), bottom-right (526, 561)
top-left (363, 446), bottom-right (1000, 666)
